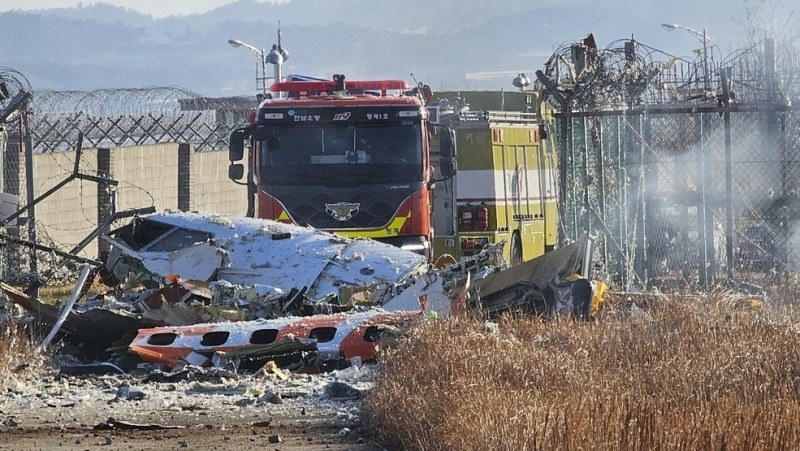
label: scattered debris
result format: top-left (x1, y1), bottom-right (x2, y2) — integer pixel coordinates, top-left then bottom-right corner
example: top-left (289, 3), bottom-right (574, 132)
top-left (44, 399), bottom-right (76, 408)
top-left (2, 209), bottom-right (603, 379)
top-left (469, 235), bottom-right (603, 320)
top-left (128, 309), bottom-right (420, 371)
top-left (0, 282), bottom-right (161, 348)
top-left (58, 362), bottom-right (126, 377)
top-left (1, 417), bottom-right (19, 427)
top-left (324, 381), bottom-right (362, 400)
top-left (94, 417), bottom-right (186, 431)
top-left (264, 361), bottom-right (288, 380)
top-left (258, 391), bottom-right (283, 405)
top-left (144, 365), bottom-right (239, 383)
top-left (112, 384), bottom-right (146, 402)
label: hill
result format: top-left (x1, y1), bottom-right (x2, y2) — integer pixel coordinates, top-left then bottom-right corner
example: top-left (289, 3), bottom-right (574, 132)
top-left (0, 0), bottom-right (791, 95)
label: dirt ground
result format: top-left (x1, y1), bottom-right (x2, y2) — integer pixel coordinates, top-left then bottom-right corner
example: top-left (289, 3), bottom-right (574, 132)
top-left (0, 364), bottom-right (387, 451)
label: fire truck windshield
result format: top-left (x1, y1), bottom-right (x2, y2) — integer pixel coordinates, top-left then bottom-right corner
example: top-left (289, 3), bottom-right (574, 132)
top-left (258, 124), bottom-right (423, 186)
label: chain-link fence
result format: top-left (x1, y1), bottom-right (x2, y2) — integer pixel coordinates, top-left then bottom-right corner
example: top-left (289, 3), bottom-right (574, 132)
top-left (0, 84), bottom-right (256, 292)
top-left (545, 35), bottom-right (800, 289)
top-left (558, 106), bottom-right (800, 289)
top-left (30, 88), bottom-right (254, 153)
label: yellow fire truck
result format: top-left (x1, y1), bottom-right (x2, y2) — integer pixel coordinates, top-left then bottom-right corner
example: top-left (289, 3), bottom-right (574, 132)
top-left (429, 90), bottom-right (559, 266)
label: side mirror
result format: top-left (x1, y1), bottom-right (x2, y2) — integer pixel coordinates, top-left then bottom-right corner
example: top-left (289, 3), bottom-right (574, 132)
top-left (539, 123), bottom-right (549, 140)
top-left (440, 129), bottom-right (455, 159)
top-left (267, 136), bottom-right (282, 151)
top-left (228, 163), bottom-right (244, 180)
top-left (440, 158), bottom-right (456, 178)
top-left (229, 130), bottom-right (245, 161)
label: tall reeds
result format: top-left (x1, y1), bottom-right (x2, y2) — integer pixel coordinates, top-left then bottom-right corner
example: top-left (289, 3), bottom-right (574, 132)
top-left (365, 290), bottom-right (800, 450)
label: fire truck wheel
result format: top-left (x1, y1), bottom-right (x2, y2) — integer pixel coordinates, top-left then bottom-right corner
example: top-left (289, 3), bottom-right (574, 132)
top-left (510, 233), bottom-right (523, 266)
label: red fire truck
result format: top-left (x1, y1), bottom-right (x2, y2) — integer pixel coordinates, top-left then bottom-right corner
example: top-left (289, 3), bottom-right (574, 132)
top-left (228, 74), bottom-right (452, 258)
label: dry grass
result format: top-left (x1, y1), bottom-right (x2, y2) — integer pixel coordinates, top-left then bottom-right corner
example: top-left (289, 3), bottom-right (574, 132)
top-left (0, 321), bottom-right (51, 391)
top-left (38, 277), bottom-right (107, 305)
top-left (365, 289), bottom-right (800, 450)
top-left (37, 285), bottom-right (76, 305)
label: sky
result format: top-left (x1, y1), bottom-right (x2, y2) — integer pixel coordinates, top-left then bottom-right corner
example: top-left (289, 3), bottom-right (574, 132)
top-left (0, 0), bottom-right (283, 18)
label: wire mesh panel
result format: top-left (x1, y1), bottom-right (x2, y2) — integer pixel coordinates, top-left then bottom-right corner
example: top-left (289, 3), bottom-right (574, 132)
top-left (557, 105), bottom-right (800, 289)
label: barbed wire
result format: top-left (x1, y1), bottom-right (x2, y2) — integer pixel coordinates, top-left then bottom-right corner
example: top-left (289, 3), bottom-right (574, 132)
top-left (29, 86), bottom-right (256, 153)
top-left (31, 86), bottom-right (253, 116)
top-left (0, 67), bottom-right (33, 96)
top-left (539, 35), bottom-right (797, 110)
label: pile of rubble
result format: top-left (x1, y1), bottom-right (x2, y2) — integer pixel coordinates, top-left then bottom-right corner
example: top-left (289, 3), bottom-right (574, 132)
top-left (1, 211), bottom-right (604, 375)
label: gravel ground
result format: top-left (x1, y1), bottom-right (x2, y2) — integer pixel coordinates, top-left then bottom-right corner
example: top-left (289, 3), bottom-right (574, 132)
top-left (0, 362), bottom-right (386, 451)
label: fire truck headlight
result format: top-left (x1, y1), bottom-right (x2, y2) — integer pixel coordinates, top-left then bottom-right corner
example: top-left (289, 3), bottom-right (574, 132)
top-left (383, 235), bottom-right (430, 257)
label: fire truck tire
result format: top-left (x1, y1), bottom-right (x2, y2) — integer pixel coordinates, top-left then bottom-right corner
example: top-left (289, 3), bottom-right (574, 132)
top-left (510, 233), bottom-right (523, 266)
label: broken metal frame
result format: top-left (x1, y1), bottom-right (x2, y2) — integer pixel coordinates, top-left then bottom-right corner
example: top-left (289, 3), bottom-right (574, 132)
top-left (37, 264), bottom-right (92, 350)
top-left (37, 205), bottom-right (158, 283)
top-left (68, 206), bottom-right (156, 258)
top-left (0, 207), bottom-right (155, 270)
top-left (0, 131), bottom-right (118, 228)
top-left (0, 233), bottom-right (103, 267)
top-left (0, 130), bottom-right (120, 294)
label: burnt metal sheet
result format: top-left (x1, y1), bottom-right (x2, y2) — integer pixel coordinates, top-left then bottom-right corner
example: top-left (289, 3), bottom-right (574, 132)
top-left (472, 236), bottom-right (589, 299)
top-left (0, 282), bottom-right (165, 347)
top-left (94, 417), bottom-right (185, 431)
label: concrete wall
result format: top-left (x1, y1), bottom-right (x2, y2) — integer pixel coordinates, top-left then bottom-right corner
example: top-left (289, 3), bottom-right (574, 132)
top-left (31, 145), bottom-right (248, 259)
top-left (34, 148), bottom-right (100, 257)
top-left (190, 149), bottom-right (249, 216)
top-left (114, 143), bottom-right (181, 212)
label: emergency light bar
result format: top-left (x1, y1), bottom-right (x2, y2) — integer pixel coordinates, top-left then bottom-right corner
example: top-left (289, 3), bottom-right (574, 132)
top-left (270, 79), bottom-right (410, 94)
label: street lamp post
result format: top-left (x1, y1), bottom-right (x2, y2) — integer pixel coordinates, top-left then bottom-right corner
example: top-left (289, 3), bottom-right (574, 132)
top-left (228, 38), bottom-right (267, 96)
top-left (228, 26), bottom-right (289, 98)
top-left (266, 26), bottom-right (289, 97)
top-left (662, 23), bottom-right (711, 91)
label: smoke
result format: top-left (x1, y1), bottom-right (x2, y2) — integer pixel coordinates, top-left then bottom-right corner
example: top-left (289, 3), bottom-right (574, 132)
top-left (639, 109), bottom-right (799, 275)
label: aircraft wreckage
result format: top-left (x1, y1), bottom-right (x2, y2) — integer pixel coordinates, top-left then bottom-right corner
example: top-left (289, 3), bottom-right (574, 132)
top-left (1, 211), bottom-right (604, 373)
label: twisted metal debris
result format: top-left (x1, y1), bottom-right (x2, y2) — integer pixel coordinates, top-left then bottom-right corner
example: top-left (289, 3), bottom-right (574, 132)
top-left (539, 35), bottom-right (797, 110)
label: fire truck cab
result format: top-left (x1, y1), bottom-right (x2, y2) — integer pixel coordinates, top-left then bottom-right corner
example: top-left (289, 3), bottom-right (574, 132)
top-left (228, 75), bottom-right (439, 258)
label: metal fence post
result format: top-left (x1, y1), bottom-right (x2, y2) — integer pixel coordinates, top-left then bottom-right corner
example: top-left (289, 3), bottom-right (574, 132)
top-left (97, 147), bottom-right (113, 256)
top-left (22, 110), bottom-right (37, 297)
top-left (177, 143), bottom-right (191, 212)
